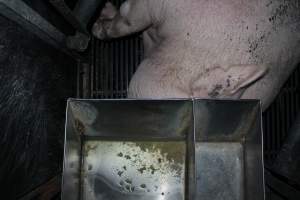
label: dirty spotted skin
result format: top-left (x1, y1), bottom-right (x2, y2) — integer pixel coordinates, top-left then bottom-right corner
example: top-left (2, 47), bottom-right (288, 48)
top-left (93, 0), bottom-right (300, 111)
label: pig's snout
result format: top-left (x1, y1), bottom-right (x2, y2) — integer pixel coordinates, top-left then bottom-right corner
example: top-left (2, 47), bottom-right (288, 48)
top-left (92, 2), bottom-right (117, 40)
top-left (92, 21), bottom-right (106, 39)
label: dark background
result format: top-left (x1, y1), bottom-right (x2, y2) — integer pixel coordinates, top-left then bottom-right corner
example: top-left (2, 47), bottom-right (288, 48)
top-left (0, 14), bottom-right (77, 199)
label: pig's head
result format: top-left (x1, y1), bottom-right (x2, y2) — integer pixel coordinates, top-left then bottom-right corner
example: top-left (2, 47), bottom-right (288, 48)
top-left (92, 2), bottom-right (118, 39)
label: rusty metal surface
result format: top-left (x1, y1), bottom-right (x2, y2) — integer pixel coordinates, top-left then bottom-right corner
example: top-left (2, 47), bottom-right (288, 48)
top-left (62, 99), bottom-right (264, 200)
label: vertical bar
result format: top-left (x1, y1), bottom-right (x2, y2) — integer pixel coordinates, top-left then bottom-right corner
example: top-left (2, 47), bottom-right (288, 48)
top-left (188, 100), bottom-right (196, 200)
top-left (79, 138), bottom-right (84, 200)
top-left (115, 40), bottom-right (119, 98)
top-left (140, 35), bottom-right (144, 60)
top-left (286, 90), bottom-right (291, 138)
top-left (125, 38), bottom-right (129, 91)
top-left (101, 41), bottom-right (105, 99)
top-left (95, 39), bottom-right (99, 98)
top-left (281, 91), bottom-right (289, 140)
top-left (265, 111), bottom-right (270, 164)
top-left (105, 42), bottom-right (109, 99)
top-left (90, 37), bottom-right (94, 98)
top-left (295, 67), bottom-right (299, 111)
top-left (271, 105), bottom-right (276, 161)
top-left (120, 39), bottom-right (124, 98)
top-left (280, 97), bottom-right (284, 148)
top-left (275, 99), bottom-right (281, 151)
top-left (296, 67), bottom-right (300, 112)
top-left (76, 59), bottom-right (80, 98)
top-left (134, 36), bottom-right (139, 72)
top-left (291, 72), bottom-right (296, 120)
top-left (266, 106), bottom-right (271, 162)
top-left (268, 110), bottom-right (272, 164)
top-left (95, 38), bottom-right (99, 98)
top-left (133, 37), bottom-right (136, 73)
top-left (105, 41), bottom-right (109, 99)
top-left (264, 113), bottom-right (270, 164)
top-left (110, 42), bottom-right (114, 99)
top-left (130, 38), bottom-right (134, 79)
top-left (98, 40), bottom-right (102, 99)
top-left (99, 41), bottom-right (102, 98)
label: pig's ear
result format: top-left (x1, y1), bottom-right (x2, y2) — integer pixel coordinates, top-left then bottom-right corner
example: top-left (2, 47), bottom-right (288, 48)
top-left (221, 64), bottom-right (268, 96)
top-left (193, 64), bottom-right (269, 98)
top-left (100, 2), bottom-right (117, 20)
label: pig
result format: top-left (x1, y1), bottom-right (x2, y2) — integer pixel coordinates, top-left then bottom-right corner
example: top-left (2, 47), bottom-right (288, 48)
top-left (92, 0), bottom-right (300, 111)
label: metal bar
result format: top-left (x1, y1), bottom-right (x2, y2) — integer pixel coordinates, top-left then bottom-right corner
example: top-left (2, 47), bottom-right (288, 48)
top-left (270, 105), bottom-right (275, 161)
top-left (95, 39), bottom-right (99, 98)
top-left (280, 96), bottom-right (286, 144)
top-left (0, 0), bottom-right (73, 55)
top-left (77, 60), bottom-right (81, 98)
top-left (125, 38), bottom-right (129, 92)
top-left (134, 37), bottom-right (137, 73)
top-left (275, 102), bottom-right (280, 151)
top-left (266, 111), bottom-right (271, 164)
top-left (286, 90), bottom-right (291, 138)
top-left (105, 42), bottom-right (109, 98)
top-left (140, 35), bottom-right (144, 60)
top-left (73, 0), bottom-right (103, 26)
top-left (115, 40), bottom-right (119, 98)
top-left (110, 42), bottom-right (114, 99)
top-left (18, 175), bottom-right (61, 200)
top-left (262, 116), bottom-right (266, 160)
top-left (102, 40), bottom-right (105, 99)
top-left (120, 39), bottom-right (124, 98)
top-left (283, 90), bottom-right (288, 143)
top-left (97, 39), bottom-right (101, 99)
top-left (49, 0), bottom-right (88, 35)
top-left (296, 69), bottom-right (300, 112)
top-left (93, 91), bottom-right (127, 95)
top-left (100, 40), bottom-right (105, 99)
top-left (82, 63), bottom-right (90, 98)
top-left (90, 37), bottom-right (95, 98)
top-left (101, 42), bottom-right (105, 98)
top-left (265, 170), bottom-right (300, 200)
top-left (131, 37), bottom-right (134, 76)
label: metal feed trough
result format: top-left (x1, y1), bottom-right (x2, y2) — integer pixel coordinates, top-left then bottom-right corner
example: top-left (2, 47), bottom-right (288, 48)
top-left (62, 99), bottom-right (265, 200)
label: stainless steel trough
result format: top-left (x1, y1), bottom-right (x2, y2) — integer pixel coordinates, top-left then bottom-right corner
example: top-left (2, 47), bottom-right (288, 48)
top-left (62, 99), bottom-right (264, 200)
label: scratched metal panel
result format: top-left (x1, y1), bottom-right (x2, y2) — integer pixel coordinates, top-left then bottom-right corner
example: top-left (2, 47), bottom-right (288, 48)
top-left (62, 99), bottom-right (264, 200)
top-left (193, 100), bottom-right (264, 200)
top-left (63, 99), bottom-right (194, 200)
